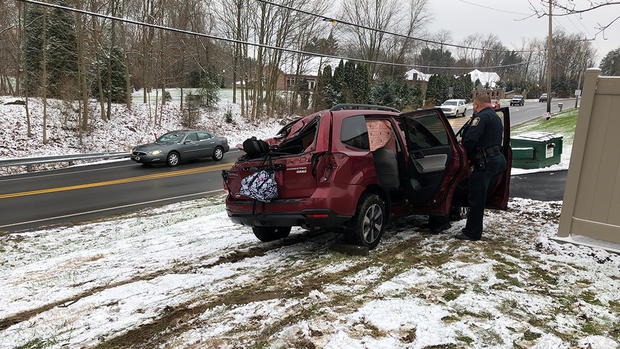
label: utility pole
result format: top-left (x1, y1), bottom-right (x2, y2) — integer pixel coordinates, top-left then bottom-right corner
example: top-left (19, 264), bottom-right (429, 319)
top-left (575, 39), bottom-right (588, 108)
top-left (546, 0), bottom-right (552, 114)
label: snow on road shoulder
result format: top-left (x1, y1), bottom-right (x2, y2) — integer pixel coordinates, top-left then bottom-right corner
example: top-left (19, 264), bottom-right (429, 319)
top-left (1, 197), bottom-right (619, 348)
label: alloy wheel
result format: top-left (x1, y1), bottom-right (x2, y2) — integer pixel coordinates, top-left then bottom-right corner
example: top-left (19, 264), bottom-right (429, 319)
top-left (167, 152), bottom-right (179, 166)
top-left (214, 147), bottom-right (223, 160)
top-left (362, 203), bottom-right (383, 244)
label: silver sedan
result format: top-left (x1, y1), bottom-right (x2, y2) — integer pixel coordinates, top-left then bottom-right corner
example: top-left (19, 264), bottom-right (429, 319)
top-left (131, 130), bottom-right (230, 166)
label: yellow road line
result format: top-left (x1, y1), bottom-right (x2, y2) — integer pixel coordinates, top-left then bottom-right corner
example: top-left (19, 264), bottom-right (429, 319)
top-left (0, 162), bottom-right (234, 199)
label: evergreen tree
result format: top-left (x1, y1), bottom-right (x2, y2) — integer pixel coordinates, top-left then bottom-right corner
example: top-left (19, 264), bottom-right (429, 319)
top-left (198, 65), bottom-right (221, 109)
top-left (24, 5), bottom-right (45, 96)
top-left (427, 74), bottom-right (452, 105)
top-left (474, 78), bottom-right (482, 90)
top-left (47, 4), bottom-right (78, 98)
top-left (353, 64), bottom-right (370, 103)
top-left (312, 65), bottom-right (331, 111)
top-left (92, 46), bottom-right (127, 103)
top-left (342, 61), bottom-right (355, 103)
top-left (322, 65), bottom-right (341, 108)
top-left (369, 79), bottom-right (396, 107)
top-left (331, 60), bottom-right (346, 104)
top-left (600, 47), bottom-right (620, 76)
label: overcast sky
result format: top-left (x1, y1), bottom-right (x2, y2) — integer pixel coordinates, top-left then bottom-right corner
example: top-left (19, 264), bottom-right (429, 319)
top-left (424, 0), bottom-right (619, 64)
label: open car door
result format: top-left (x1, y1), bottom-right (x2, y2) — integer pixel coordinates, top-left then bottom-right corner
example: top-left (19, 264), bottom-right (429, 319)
top-left (485, 107), bottom-right (512, 209)
top-left (398, 108), bottom-right (466, 213)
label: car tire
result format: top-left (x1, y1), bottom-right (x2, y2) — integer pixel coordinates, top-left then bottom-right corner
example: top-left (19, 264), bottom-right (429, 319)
top-left (346, 193), bottom-right (386, 250)
top-left (252, 226), bottom-right (291, 242)
top-left (212, 146), bottom-right (224, 161)
top-left (166, 151), bottom-right (180, 167)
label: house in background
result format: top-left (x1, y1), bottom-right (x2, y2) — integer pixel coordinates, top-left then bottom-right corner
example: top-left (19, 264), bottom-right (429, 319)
top-left (276, 57), bottom-right (341, 91)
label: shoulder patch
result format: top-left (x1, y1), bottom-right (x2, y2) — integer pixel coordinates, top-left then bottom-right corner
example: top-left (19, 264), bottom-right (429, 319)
top-left (471, 117), bottom-right (480, 126)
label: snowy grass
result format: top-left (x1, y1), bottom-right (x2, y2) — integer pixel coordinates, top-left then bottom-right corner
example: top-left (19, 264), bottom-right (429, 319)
top-left (1, 197), bottom-right (618, 348)
top-left (512, 108), bottom-right (579, 145)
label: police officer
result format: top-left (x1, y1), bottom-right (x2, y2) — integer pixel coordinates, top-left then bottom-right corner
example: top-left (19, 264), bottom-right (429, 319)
top-left (456, 94), bottom-right (507, 241)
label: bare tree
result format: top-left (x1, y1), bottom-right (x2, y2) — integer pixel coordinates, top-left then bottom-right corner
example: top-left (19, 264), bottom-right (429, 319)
top-left (528, 1), bottom-right (620, 39)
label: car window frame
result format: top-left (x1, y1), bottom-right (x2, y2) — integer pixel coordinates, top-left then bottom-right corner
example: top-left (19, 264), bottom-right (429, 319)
top-left (185, 132), bottom-right (199, 143)
top-left (197, 132), bottom-right (212, 141)
top-left (340, 114), bottom-right (371, 151)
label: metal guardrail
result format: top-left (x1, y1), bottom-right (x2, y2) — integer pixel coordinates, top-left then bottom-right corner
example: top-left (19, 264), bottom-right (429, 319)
top-left (0, 152), bottom-right (131, 172)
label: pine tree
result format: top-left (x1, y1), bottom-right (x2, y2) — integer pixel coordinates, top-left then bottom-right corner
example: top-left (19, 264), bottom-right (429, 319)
top-left (312, 65), bottom-right (331, 111)
top-left (92, 46), bottom-right (127, 103)
top-left (353, 64), bottom-right (370, 104)
top-left (24, 5), bottom-right (45, 96)
top-left (198, 66), bottom-right (221, 109)
top-left (369, 79), bottom-right (396, 108)
top-left (47, 4), bottom-right (78, 98)
top-left (342, 61), bottom-right (355, 103)
top-left (332, 60), bottom-right (346, 104)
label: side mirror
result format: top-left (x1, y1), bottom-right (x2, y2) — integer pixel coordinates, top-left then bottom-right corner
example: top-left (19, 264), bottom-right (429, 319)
top-left (184, 140), bottom-right (191, 144)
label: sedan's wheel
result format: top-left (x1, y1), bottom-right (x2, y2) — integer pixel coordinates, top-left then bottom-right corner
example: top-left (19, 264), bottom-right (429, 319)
top-left (252, 226), bottom-right (291, 242)
top-left (347, 193), bottom-right (386, 249)
top-left (212, 146), bottom-right (224, 161)
top-left (167, 151), bottom-right (180, 167)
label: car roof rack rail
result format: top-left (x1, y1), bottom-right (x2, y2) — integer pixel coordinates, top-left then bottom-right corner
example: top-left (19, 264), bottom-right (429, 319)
top-left (330, 104), bottom-right (400, 113)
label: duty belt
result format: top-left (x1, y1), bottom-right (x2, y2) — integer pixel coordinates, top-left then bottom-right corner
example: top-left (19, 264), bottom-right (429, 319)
top-left (484, 145), bottom-right (502, 158)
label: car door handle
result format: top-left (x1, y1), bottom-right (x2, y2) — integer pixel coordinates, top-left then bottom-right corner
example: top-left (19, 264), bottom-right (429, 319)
top-left (412, 151), bottom-right (424, 159)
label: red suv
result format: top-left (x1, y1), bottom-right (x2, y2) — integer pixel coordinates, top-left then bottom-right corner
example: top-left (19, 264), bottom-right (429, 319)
top-left (224, 104), bottom-right (512, 249)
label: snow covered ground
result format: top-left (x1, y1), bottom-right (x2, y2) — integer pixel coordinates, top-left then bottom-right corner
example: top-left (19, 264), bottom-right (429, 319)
top-left (0, 91), bottom-right (289, 174)
top-left (1, 196), bottom-right (618, 348)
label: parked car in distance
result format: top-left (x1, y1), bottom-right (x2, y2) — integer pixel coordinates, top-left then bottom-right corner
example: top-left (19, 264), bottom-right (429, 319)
top-left (539, 93), bottom-right (548, 102)
top-left (131, 130), bottom-right (229, 166)
top-left (440, 99), bottom-right (467, 117)
top-left (510, 95), bottom-right (525, 106)
top-left (223, 104), bottom-right (512, 249)
top-left (490, 99), bottom-right (501, 109)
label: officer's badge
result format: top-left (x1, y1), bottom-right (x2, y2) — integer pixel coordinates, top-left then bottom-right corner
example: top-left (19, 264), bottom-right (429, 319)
top-left (471, 117), bottom-right (480, 126)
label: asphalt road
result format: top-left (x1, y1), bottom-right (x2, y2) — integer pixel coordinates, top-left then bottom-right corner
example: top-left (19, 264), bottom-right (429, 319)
top-left (509, 170), bottom-right (567, 202)
top-left (0, 151), bottom-right (241, 232)
top-left (453, 98), bottom-right (577, 128)
top-left (1, 102), bottom-right (574, 232)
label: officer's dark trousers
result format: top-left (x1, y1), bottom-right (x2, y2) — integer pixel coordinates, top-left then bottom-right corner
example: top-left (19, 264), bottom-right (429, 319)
top-left (464, 154), bottom-right (507, 239)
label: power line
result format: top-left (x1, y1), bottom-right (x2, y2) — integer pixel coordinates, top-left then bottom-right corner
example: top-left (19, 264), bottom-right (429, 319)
top-left (17, 0), bottom-right (528, 71)
top-left (257, 0), bottom-right (536, 53)
top-left (457, 0), bottom-right (530, 16)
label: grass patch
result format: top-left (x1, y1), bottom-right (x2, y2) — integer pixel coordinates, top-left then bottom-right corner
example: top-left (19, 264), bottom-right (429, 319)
top-left (523, 329), bottom-right (542, 340)
top-left (580, 290), bottom-right (603, 306)
top-left (456, 335), bottom-right (474, 344)
top-left (581, 321), bottom-right (604, 336)
top-left (14, 338), bottom-right (59, 349)
top-left (493, 264), bottom-right (523, 287)
top-left (441, 315), bottom-right (460, 323)
top-left (442, 288), bottom-right (465, 302)
top-left (527, 267), bottom-right (558, 285)
top-left (512, 108), bottom-right (578, 144)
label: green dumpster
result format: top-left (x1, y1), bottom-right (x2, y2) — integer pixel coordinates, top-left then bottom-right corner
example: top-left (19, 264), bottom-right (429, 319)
top-left (510, 131), bottom-right (563, 169)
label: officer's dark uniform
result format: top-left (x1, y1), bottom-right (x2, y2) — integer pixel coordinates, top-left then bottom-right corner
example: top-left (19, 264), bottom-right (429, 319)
top-left (461, 107), bottom-right (507, 240)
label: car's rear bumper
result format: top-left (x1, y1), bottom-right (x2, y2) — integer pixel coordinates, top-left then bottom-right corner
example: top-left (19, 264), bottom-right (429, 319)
top-left (227, 208), bottom-right (351, 228)
top-left (225, 185), bottom-right (364, 228)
